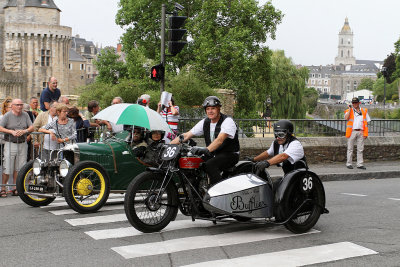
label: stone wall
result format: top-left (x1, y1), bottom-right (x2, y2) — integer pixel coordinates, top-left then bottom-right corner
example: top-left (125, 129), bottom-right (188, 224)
top-left (193, 136), bottom-right (400, 163)
top-left (217, 89), bottom-right (235, 117)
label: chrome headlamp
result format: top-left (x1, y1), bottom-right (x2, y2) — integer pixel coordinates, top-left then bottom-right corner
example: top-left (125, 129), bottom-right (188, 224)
top-left (59, 160), bottom-right (72, 177)
top-left (33, 159), bottom-right (43, 175)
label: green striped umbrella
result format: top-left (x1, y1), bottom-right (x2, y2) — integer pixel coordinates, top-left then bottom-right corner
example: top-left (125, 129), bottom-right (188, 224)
top-left (93, 103), bottom-right (171, 132)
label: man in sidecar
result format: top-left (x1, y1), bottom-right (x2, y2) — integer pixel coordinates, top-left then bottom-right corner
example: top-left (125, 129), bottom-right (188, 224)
top-left (170, 96), bottom-right (240, 185)
top-left (251, 119), bottom-right (307, 174)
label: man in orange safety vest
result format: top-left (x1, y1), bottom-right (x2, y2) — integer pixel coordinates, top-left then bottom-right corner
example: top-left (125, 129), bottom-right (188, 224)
top-left (344, 97), bottom-right (371, 170)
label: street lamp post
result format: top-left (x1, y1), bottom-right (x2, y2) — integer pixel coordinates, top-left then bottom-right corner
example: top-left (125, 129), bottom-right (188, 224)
top-left (381, 67), bottom-right (387, 115)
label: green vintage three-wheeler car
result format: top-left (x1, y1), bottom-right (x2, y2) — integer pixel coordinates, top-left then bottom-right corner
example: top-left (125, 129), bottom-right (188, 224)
top-left (16, 132), bottom-right (147, 213)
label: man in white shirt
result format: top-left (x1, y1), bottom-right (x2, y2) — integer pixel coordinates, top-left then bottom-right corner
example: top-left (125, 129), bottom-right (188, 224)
top-left (344, 97), bottom-right (371, 170)
top-left (252, 120), bottom-right (307, 175)
top-left (171, 96), bottom-right (240, 185)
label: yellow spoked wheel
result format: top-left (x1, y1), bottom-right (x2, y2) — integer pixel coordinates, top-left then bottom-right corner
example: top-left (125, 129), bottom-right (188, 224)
top-left (75, 178), bottom-right (94, 196)
top-left (16, 161), bottom-right (55, 207)
top-left (64, 161), bottom-right (110, 214)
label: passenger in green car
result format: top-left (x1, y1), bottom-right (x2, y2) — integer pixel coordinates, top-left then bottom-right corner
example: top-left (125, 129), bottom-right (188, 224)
top-left (137, 130), bottom-right (165, 167)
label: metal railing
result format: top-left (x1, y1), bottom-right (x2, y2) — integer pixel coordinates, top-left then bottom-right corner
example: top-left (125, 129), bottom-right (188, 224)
top-left (178, 118), bottom-right (400, 137)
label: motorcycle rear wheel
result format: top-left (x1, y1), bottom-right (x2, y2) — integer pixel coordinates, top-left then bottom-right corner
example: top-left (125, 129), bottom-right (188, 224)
top-left (278, 174), bottom-right (325, 234)
top-left (124, 171), bottom-right (178, 233)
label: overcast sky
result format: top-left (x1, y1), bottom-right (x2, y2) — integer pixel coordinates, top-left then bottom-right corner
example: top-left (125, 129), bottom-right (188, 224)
top-left (57, 0), bottom-right (400, 66)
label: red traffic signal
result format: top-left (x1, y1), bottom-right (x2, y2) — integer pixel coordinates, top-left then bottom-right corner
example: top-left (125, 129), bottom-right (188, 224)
top-left (150, 63), bottom-right (165, 82)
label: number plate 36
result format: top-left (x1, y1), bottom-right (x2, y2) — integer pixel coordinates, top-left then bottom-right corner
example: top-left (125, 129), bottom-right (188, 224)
top-left (161, 145), bottom-right (180, 160)
top-left (302, 176), bottom-right (313, 192)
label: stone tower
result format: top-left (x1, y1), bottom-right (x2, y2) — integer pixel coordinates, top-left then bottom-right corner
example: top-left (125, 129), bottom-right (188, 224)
top-left (335, 17), bottom-right (356, 66)
top-left (0, 0), bottom-right (71, 101)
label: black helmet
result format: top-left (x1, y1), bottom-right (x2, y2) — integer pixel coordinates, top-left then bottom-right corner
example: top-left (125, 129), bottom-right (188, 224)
top-left (273, 120), bottom-right (294, 138)
top-left (202, 96), bottom-right (222, 109)
top-left (146, 130), bottom-right (165, 143)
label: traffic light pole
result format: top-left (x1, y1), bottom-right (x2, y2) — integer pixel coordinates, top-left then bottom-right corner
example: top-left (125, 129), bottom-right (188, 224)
top-left (160, 4), bottom-right (166, 93)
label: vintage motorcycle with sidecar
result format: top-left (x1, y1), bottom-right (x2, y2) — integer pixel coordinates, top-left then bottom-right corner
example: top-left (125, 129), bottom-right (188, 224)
top-left (16, 131), bottom-right (147, 214)
top-left (124, 140), bottom-right (329, 234)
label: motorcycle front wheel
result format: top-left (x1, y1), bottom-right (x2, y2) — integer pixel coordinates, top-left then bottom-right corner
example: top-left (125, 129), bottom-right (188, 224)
top-left (124, 171), bottom-right (178, 233)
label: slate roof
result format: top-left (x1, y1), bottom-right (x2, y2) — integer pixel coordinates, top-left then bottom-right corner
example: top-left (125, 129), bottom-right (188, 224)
top-left (71, 37), bottom-right (98, 55)
top-left (69, 48), bottom-right (85, 62)
top-left (4, 0), bottom-right (60, 11)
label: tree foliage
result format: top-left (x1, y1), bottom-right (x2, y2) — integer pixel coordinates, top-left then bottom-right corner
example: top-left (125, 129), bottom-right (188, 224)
top-left (357, 77), bottom-right (375, 90)
top-left (269, 50), bottom-right (307, 119)
top-left (94, 48), bottom-right (128, 84)
top-left (114, 0), bottom-right (284, 117)
top-left (303, 87), bottom-right (319, 114)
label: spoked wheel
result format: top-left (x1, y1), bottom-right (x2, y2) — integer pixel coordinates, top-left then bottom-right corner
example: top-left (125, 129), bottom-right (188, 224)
top-left (16, 160), bottom-right (55, 207)
top-left (124, 171), bottom-right (178, 233)
top-left (64, 161), bottom-right (110, 214)
top-left (277, 173), bottom-right (325, 234)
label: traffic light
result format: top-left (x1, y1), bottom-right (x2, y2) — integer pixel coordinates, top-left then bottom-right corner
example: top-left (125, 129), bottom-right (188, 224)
top-left (168, 14), bottom-right (187, 56)
top-left (150, 63), bottom-right (164, 82)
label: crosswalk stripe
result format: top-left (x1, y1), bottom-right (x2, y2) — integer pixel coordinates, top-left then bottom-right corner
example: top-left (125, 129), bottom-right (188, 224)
top-left (85, 220), bottom-right (217, 240)
top-left (181, 242), bottom-right (378, 267)
top-left (40, 197), bottom-right (124, 208)
top-left (341, 193), bottom-right (367, 197)
top-left (111, 227), bottom-right (320, 259)
top-left (388, 198), bottom-right (400, 201)
top-left (65, 213), bottom-right (127, 226)
top-left (49, 204), bottom-right (124, 215)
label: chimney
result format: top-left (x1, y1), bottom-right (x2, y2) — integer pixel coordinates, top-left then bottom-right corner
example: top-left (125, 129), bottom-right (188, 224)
top-left (41, 0), bottom-right (49, 6)
top-left (117, 43), bottom-right (122, 53)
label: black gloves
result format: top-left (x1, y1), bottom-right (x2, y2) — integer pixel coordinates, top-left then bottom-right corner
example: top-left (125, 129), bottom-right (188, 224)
top-left (255, 161), bottom-right (270, 172)
top-left (191, 147), bottom-right (211, 157)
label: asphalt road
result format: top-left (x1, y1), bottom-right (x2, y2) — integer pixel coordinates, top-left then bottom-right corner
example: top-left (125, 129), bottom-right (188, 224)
top-left (0, 177), bottom-right (399, 267)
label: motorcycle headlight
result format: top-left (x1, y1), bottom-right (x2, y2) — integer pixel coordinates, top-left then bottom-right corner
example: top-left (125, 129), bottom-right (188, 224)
top-left (33, 159), bottom-right (43, 175)
top-left (59, 160), bottom-right (72, 177)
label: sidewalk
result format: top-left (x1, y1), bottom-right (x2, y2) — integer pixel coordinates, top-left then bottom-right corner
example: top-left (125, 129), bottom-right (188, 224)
top-left (267, 160), bottom-right (400, 181)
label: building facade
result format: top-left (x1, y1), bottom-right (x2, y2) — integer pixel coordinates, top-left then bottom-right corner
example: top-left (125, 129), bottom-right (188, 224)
top-left (306, 18), bottom-right (382, 100)
top-left (0, 0), bottom-right (100, 102)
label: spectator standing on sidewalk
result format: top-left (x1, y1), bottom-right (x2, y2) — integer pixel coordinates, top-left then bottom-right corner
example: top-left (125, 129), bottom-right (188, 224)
top-left (40, 77), bottom-right (61, 111)
top-left (344, 97), bottom-right (371, 170)
top-left (29, 97), bottom-right (41, 118)
top-left (137, 94), bottom-right (151, 107)
top-left (58, 96), bottom-right (70, 105)
top-left (0, 99), bottom-right (34, 197)
top-left (157, 97), bottom-right (179, 143)
top-left (84, 100), bottom-right (112, 131)
top-left (39, 104), bottom-right (76, 150)
top-left (33, 101), bottom-right (58, 159)
top-left (110, 97), bottom-right (124, 133)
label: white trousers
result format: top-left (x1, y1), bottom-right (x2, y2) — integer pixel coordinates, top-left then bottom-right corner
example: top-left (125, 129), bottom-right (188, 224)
top-left (346, 130), bottom-right (365, 167)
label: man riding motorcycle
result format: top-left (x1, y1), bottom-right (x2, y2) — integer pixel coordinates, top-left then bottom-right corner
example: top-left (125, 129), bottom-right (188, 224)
top-left (171, 96), bottom-right (240, 185)
top-left (252, 119), bottom-right (307, 174)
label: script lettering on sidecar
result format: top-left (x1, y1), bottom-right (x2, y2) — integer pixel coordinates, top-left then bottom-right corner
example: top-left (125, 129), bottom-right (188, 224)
top-left (230, 195), bottom-right (267, 214)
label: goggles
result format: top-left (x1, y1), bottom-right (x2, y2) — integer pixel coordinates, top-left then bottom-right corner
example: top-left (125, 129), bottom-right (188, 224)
top-left (203, 99), bottom-right (221, 107)
top-left (274, 130), bottom-right (287, 139)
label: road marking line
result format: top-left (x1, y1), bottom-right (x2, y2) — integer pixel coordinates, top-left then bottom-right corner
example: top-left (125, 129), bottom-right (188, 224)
top-left (341, 193), bottom-right (367, 197)
top-left (111, 227), bottom-right (320, 259)
top-left (65, 213), bottom-right (127, 226)
top-left (49, 204), bottom-right (124, 215)
top-left (86, 220), bottom-right (217, 240)
top-left (181, 242), bottom-right (377, 267)
top-left (40, 197), bottom-right (124, 208)
top-left (388, 198), bottom-right (400, 201)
